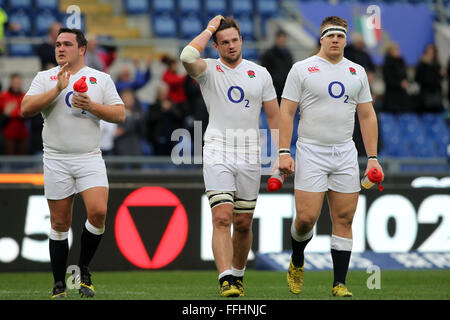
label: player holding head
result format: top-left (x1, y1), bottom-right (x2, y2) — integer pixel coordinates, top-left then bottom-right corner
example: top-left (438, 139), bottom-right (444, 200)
top-left (278, 16), bottom-right (384, 297)
top-left (180, 16), bottom-right (280, 297)
top-left (21, 28), bottom-right (125, 298)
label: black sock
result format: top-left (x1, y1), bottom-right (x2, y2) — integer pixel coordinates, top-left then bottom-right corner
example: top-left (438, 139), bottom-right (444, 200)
top-left (78, 225), bottom-right (103, 269)
top-left (219, 274), bottom-right (234, 286)
top-left (49, 238), bottom-right (69, 285)
top-left (233, 275), bottom-right (243, 283)
top-left (291, 235), bottom-right (312, 267)
top-left (331, 249), bottom-right (351, 286)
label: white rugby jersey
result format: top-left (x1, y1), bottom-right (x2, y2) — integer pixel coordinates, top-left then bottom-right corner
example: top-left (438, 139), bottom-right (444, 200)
top-left (282, 55), bottom-right (372, 146)
top-left (194, 58), bottom-right (277, 153)
top-left (26, 66), bottom-right (123, 158)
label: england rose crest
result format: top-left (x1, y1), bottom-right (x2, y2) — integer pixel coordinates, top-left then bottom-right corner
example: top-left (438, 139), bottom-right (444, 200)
top-left (349, 67), bottom-right (356, 75)
top-left (247, 70), bottom-right (255, 78)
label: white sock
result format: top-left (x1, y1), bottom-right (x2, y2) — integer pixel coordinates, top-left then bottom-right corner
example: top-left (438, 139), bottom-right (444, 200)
top-left (232, 266), bottom-right (246, 278)
top-left (49, 228), bottom-right (68, 241)
top-left (331, 234), bottom-right (353, 251)
top-left (218, 269), bottom-right (233, 281)
top-left (85, 219), bottom-right (105, 235)
top-left (290, 222), bottom-right (314, 242)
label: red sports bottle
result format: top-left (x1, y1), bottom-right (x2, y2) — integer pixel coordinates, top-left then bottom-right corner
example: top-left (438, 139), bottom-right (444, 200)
top-left (361, 169), bottom-right (383, 191)
top-left (267, 169), bottom-right (285, 192)
top-left (73, 76), bottom-right (88, 95)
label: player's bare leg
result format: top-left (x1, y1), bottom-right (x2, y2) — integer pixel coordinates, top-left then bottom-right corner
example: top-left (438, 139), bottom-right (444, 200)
top-left (328, 190), bottom-right (358, 297)
top-left (77, 186), bottom-right (108, 298)
top-left (232, 212), bottom-right (254, 296)
top-left (48, 195), bottom-right (74, 298)
top-left (288, 190), bottom-right (325, 294)
top-left (211, 203), bottom-right (240, 297)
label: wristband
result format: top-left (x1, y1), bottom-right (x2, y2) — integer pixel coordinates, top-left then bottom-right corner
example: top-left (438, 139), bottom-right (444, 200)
top-left (368, 155), bottom-right (378, 160)
top-left (279, 149), bottom-right (290, 155)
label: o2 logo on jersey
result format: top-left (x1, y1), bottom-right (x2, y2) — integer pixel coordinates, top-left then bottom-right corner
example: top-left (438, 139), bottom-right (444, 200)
top-left (65, 91), bottom-right (87, 114)
top-left (328, 81), bottom-right (349, 103)
top-left (227, 86), bottom-right (250, 108)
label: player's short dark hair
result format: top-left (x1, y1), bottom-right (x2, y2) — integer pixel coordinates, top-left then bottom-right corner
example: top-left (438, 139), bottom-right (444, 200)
top-left (320, 16), bottom-right (348, 33)
top-left (212, 17), bottom-right (241, 44)
top-left (57, 28), bottom-right (88, 49)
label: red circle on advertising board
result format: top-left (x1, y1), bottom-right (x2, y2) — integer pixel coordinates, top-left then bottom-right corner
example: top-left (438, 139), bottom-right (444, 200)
top-left (114, 187), bottom-right (188, 269)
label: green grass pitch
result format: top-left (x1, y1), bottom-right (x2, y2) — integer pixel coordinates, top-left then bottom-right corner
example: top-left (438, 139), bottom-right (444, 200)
top-left (0, 269), bottom-right (449, 300)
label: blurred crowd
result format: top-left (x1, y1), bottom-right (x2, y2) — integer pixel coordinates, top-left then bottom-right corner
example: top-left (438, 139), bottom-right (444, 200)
top-left (0, 24), bottom-right (449, 158)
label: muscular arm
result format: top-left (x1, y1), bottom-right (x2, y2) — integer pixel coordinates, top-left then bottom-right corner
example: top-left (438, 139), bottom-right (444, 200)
top-left (72, 93), bottom-right (126, 124)
top-left (263, 98), bottom-right (280, 149)
top-left (180, 15), bottom-right (223, 78)
top-left (21, 63), bottom-right (70, 118)
top-left (278, 98), bottom-right (298, 175)
top-left (357, 102), bottom-right (384, 179)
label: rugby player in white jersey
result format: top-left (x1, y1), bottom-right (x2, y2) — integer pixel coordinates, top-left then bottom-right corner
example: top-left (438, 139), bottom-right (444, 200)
top-left (180, 16), bottom-right (280, 297)
top-left (278, 16), bottom-right (384, 297)
top-left (21, 28), bottom-right (125, 298)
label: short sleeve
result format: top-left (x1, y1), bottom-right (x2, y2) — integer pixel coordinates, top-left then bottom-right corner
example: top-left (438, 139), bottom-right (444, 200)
top-left (25, 72), bottom-right (46, 96)
top-left (357, 69), bottom-right (372, 104)
top-left (262, 69), bottom-right (277, 102)
top-left (103, 75), bottom-right (124, 106)
top-left (281, 65), bottom-right (302, 103)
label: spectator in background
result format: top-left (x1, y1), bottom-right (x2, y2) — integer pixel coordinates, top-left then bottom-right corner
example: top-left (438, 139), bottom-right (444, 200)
top-left (0, 73), bottom-right (28, 155)
top-left (113, 88), bottom-right (146, 156)
top-left (415, 44), bottom-right (444, 114)
top-left (35, 21), bottom-right (62, 70)
top-left (382, 42), bottom-right (411, 113)
top-left (147, 84), bottom-right (184, 155)
top-left (161, 55), bottom-right (188, 112)
top-left (84, 33), bottom-right (105, 72)
top-left (115, 56), bottom-right (152, 94)
top-left (260, 29), bottom-right (293, 103)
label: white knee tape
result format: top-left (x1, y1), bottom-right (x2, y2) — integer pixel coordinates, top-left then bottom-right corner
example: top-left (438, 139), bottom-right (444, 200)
top-left (331, 234), bottom-right (353, 251)
top-left (290, 222), bottom-right (313, 242)
top-left (233, 198), bottom-right (257, 214)
top-left (206, 191), bottom-right (235, 209)
top-left (49, 228), bottom-right (68, 241)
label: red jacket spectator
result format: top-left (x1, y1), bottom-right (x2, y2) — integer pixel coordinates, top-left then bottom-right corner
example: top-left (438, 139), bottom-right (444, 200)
top-left (0, 73), bottom-right (28, 154)
top-left (161, 56), bottom-right (187, 104)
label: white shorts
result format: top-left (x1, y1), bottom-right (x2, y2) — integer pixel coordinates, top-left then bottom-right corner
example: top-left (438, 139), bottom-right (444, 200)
top-left (294, 140), bottom-right (360, 193)
top-left (203, 148), bottom-right (261, 200)
top-left (43, 153), bottom-right (109, 200)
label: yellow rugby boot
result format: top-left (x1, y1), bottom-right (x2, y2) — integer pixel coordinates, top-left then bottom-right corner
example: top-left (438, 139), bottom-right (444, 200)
top-left (286, 259), bottom-right (304, 294)
top-left (332, 283), bottom-right (353, 297)
top-left (220, 281), bottom-right (240, 297)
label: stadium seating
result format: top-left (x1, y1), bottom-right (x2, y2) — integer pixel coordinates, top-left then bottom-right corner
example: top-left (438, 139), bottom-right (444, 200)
top-left (255, 0), bottom-right (280, 17)
top-left (35, 10), bottom-right (60, 36)
top-left (179, 13), bottom-right (203, 39)
top-left (152, 0), bottom-right (175, 13)
top-left (204, 0), bottom-right (228, 16)
top-left (178, 0), bottom-right (202, 14)
top-left (234, 14), bottom-right (255, 40)
top-left (152, 13), bottom-right (177, 38)
top-left (230, 0), bottom-right (254, 16)
top-left (8, 42), bottom-right (34, 56)
top-left (123, 0), bottom-right (150, 14)
top-left (7, 10), bottom-right (33, 36)
top-left (6, 0), bottom-right (32, 11)
top-left (35, 0), bottom-right (60, 13)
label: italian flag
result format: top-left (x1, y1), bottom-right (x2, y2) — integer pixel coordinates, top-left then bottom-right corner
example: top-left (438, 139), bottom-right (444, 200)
top-left (355, 15), bottom-right (382, 49)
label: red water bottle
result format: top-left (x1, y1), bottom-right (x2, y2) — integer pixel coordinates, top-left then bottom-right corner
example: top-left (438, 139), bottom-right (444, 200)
top-left (73, 76), bottom-right (88, 97)
top-left (361, 169), bottom-right (383, 191)
top-left (267, 169), bottom-right (285, 192)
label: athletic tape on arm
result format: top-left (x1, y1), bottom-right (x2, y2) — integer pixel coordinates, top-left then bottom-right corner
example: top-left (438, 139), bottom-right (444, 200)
top-left (180, 45), bottom-right (201, 64)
